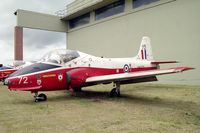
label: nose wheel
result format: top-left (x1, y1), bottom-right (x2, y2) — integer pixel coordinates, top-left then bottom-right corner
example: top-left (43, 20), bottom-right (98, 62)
top-left (34, 92), bottom-right (47, 102)
top-left (110, 82), bottom-right (121, 97)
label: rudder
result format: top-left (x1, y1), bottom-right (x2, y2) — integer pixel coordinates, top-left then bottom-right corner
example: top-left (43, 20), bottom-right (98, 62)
top-left (136, 36), bottom-right (153, 60)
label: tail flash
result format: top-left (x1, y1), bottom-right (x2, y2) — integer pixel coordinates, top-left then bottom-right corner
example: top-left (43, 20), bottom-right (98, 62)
top-left (136, 36), bottom-right (153, 60)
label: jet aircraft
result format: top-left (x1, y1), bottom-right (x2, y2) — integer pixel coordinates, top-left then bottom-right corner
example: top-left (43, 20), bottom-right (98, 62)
top-left (0, 65), bottom-right (17, 81)
top-left (0, 61), bottom-right (34, 81)
top-left (4, 37), bottom-right (193, 102)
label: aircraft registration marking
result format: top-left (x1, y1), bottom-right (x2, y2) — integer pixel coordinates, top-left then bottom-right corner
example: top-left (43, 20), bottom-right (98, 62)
top-left (42, 74), bottom-right (56, 78)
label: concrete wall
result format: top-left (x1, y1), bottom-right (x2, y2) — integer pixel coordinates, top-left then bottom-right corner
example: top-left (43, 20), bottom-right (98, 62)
top-left (17, 9), bottom-right (67, 32)
top-left (67, 0), bottom-right (200, 85)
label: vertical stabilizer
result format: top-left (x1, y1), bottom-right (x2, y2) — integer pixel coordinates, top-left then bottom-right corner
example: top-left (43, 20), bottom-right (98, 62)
top-left (136, 36), bottom-right (153, 60)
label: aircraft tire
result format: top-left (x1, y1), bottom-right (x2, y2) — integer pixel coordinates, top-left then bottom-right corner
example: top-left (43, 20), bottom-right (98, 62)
top-left (110, 88), bottom-right (120, 97)
top-left (35, 93), bottom-right (47, 102)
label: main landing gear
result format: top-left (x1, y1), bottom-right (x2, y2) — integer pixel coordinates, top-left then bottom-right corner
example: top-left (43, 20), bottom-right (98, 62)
top-left (34, 92), bottom-right (47, 102)
top-left (110, 82), bottom-right (121, 97)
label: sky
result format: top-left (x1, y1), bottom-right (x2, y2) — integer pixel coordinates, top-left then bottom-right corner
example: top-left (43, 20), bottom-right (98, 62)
top-left (0, 0), bottom-right (75, 65)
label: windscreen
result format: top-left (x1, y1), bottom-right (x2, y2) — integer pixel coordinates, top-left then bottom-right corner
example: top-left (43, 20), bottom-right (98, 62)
top-left (40, 49), bottom-right (80, 65)
top-left (9, 63), bottom-right (60, 77)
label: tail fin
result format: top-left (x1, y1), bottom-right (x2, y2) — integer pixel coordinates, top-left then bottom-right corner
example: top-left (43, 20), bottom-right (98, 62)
top-left (136, 36), bottom-right (153, 60)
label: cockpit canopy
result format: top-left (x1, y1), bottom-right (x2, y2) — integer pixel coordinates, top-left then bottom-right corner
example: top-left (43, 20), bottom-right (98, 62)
top-left (40, 49), bottom-right (80, 65)
top-left (9, 49), bottom-right (80, 77)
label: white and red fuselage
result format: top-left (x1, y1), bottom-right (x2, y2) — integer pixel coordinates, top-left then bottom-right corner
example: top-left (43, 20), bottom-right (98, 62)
top-left (5, 37), bottom-right (193, 96)
top-left (6, 53), bottom-right (158, 91)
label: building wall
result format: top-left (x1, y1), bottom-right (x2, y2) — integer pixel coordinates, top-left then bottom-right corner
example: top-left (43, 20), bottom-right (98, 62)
top-left (67, 0), bottom-right (200, 85)
top-left (17, 9), bottom-right (67, 32)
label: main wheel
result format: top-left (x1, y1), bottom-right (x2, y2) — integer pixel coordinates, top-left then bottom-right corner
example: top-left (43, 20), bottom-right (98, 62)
top-left (35, 93), bottom-right (47, 102)
top-left (110, 88), bottom-right (120, 97)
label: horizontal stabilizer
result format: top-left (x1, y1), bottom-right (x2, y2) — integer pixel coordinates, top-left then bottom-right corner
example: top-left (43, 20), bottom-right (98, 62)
top-left (151, 61), bottom-right (178, 65)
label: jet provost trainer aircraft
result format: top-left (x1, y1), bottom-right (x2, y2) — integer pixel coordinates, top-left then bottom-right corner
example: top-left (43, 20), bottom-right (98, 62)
top-left (0, 65), bottom-right (17, 81)
top-left (5, 37), bottom-right (193, 102)
top-left (0, 62), bottom-right (33, 81)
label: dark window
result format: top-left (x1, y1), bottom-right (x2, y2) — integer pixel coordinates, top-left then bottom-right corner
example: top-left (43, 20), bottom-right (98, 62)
top-left (69, 13), bottom-right (90, 29)
top-left (133, 0), bottom-right (159, 8)
top-left (9, 63), bottom-right (61, 77)
top-left (95, 0), bottom-right (125, 20)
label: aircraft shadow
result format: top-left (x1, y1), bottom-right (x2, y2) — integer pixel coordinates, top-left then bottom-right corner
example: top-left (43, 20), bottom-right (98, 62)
top-left (12, 90), bottom-right (199, 113)
top-left (46, 90), bottom-right (110, 102)
top-left (45, 90), bottom-right (199, 112)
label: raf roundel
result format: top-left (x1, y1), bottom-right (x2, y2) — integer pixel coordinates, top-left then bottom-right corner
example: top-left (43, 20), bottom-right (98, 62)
top-left (58, 74), bottom-right (63, 81)
top-left (123, 64), bottom-right (129, 73)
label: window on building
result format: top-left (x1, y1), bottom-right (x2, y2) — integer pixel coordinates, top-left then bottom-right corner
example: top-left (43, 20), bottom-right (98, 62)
top-left (95, 0), bottom-right (125, 20)
top-left (133, 0), bottom-right (159, 8)
top-left (69, 13), bottom-right (90, 29)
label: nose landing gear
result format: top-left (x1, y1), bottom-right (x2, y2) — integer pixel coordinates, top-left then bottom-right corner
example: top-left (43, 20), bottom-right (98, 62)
top-left (34, 92), bottom-right (47, 102)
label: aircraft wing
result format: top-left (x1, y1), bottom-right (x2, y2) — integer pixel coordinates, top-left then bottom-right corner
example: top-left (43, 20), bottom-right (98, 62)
top-left (86, 67), bottom-right (193, 84)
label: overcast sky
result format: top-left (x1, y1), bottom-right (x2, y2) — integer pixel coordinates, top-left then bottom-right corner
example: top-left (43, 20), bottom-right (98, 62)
top-left (0, 0), bottom-right (75, 65)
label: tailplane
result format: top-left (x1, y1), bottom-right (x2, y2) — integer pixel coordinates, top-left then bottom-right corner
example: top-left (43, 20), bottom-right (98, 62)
top-left (135, 36), bottom-right (153, 60)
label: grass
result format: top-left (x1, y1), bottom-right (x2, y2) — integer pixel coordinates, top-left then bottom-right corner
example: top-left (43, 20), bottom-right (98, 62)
top-left (0, 83), bottom-right (200, 133)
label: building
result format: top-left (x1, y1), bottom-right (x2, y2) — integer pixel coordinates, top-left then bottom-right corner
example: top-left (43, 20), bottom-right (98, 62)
top-left (14, 0), bottom-right (200, 85)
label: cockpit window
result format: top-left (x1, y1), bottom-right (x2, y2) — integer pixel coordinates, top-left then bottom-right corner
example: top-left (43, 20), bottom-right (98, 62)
top-left (40, 49), bottom-right (80, 65)
top-left (9, 63), bottom-right (60, 77)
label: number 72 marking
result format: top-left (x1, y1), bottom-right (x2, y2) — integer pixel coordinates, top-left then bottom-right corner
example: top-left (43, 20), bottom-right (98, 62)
top-left (18, 77), bottom-right (28, 84)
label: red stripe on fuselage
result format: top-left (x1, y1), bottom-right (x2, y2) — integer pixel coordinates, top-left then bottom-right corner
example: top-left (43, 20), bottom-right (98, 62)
top-left (79, 67), bottom-right (157, 77)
